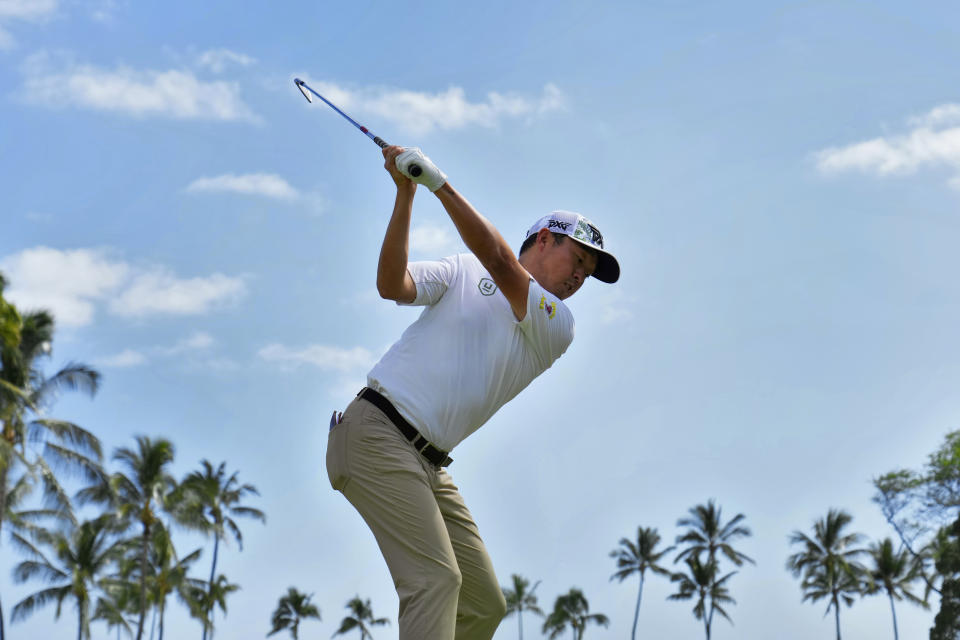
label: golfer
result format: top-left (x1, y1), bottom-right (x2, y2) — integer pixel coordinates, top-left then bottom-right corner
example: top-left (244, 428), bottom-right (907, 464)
top-left (326, 145), bottom-right (620, 640)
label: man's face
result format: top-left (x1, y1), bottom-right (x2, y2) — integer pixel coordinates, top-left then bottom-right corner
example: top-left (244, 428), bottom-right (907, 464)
top-left (539, 233), bottom-right (598, 300)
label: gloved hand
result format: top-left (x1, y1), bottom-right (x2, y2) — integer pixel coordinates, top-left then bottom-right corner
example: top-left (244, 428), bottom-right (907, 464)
top-left (395, 148), bottom-right (447, 192)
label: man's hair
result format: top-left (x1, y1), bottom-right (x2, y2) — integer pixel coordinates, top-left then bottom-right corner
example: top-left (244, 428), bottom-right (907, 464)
top-left (519, 231), bottom-right (567, 256)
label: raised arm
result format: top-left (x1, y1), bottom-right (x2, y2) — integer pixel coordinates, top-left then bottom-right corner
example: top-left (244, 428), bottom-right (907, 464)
top-left (384, 146), bottom-right (531, 320)
top-left (376, 151), bottom-right (418, 303)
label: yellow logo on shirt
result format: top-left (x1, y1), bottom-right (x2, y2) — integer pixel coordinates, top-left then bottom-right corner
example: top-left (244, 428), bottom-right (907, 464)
top-left (539, 295), bottom-right (557, 319)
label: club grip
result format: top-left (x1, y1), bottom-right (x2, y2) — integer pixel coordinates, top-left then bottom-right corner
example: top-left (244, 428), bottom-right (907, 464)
top-left (373, 136), bottom-right (388, 149)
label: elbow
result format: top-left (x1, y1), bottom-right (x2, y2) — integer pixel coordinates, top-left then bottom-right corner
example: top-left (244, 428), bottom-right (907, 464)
top-left (376, 280), bottom-right (396, 301)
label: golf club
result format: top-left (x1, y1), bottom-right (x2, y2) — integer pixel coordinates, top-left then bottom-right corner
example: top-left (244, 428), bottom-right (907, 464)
top-left (294, 78), bottom-right (422, 177)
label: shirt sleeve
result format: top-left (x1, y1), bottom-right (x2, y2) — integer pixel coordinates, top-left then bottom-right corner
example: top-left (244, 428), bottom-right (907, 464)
top-left (399, 256), bottom-right (459, 307)
top-left (517, 280), bottom-right (575, 364)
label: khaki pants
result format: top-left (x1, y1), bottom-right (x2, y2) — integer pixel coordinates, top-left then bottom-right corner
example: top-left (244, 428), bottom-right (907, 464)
top-left (326, 397), bottom-right (507, 640)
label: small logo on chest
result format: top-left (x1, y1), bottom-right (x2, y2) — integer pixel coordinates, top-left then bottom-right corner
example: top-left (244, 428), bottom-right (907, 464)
top-left (478, 278), bottom-right (497, 296)
top-left (539, 295), bottom-right (557, 319)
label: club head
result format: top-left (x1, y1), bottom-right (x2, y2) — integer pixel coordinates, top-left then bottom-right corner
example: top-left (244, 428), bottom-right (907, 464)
top-left (294, 78), bottom-right (313, 103)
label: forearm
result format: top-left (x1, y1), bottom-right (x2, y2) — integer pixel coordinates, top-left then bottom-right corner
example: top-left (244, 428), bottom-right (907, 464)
top-left (434, 183), bottom-right (516, 277)
top-left (376, 185), bottom-right (416, 301)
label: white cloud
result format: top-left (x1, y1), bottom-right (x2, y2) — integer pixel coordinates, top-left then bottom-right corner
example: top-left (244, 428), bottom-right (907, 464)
top-left (410, 225), bottom-right (460, 256)
top-left (21, 53), bottom-right (258, 122)
top-left (815, 103), bottom-right (960, 188)
top-left (0, 247), bottom-right (129, 325)
top-left (0, 0), bottom-right (55, 49)
top-left (197, 48), bottom-right (256, 73)
top-left (110, 270), bottom-right (246, 318)
top-left (0, 247), bottom-right (246, 326)
top-left (157, 331), bottom-right (215, 355)
top-left (258, 343), bottom-right (376, 373)
top-left (0, 0), bottom-right (57, 20)
top-left (186, 173), bottom-right (300, 200)
top-left (302, 79), bottom-right (565, 135)
top-left (96, 348), bottom-right (147, 368)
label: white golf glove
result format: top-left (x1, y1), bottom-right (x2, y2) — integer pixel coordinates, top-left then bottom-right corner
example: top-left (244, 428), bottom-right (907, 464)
top-left (395, 148), bottom-right (447, 192)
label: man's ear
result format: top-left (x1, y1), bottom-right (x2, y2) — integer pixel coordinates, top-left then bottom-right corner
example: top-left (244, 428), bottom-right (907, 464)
top-left (536, 227), bottom-right (552, 250)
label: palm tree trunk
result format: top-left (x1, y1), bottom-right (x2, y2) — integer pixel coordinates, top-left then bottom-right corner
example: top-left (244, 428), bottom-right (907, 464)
top-left (833, 597), bottom-right (841, 640)
top-left (518, 609), bottom-right (523, 640)
top-left (704, 614), bottom-right (710, 640)
top-left (203, 535), bottom-right (220, 640)
top-left (136, 522), bottom-right (150, 640)
top-left (0, 592), bottom-right (5, 640)
top-left (888, 592), bottom-right (898, 640)
top-left (159, 598), bottom-right (165, 640)
top-left (77, 606), bottom-right (83, 640)
top-left (631, 575), bottom-right (644, 640)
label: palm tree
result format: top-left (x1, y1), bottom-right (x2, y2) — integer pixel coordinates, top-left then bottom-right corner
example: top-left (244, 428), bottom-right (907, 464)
top-left (674, 500), bottom-right (752, 637)
top-left (333, 596), bottom-right (390, 639)
top-left (92, 579), bottom-right (137, 640)
top-left (542, 588), bottom-right (609, 640)
top-left (786, 508), bottom-right (866, 640)
top-left (77, 436), bottom-right (177, 640)
top-left (180, 459), bottom-right (265, 640)
top-left (10, 516), bottom-right (125, 640)
top-left (195, 574), bottom-right (238, 636)
top-left (0, 302), bottom-right (102, 640)
top-left (669, 557), bottom-right (736, 639)
top-left (675, 500), bottom-right (754, 568)
top-left (143, 523), bottom-right (206, 640)
top-left (610, 526), bottom-right (675, 640)
top-left (502, 574), bottom-right (543, 640)
top-left (267, 587), bottom-right (321, 640)
top-left (864, 537), bottom-right (928, 640)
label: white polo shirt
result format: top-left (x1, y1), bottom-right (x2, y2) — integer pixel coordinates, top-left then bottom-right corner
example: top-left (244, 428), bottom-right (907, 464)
top-left (367, 253), bottom-right (575, 452)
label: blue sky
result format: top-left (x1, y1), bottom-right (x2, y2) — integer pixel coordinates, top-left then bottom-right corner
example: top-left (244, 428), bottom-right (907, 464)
top-left (3, 1), bottom-right (960, 638)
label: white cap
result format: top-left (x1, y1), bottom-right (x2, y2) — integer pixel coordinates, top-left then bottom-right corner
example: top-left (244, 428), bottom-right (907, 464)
top-left (525, 210), bottom-right (620, 283)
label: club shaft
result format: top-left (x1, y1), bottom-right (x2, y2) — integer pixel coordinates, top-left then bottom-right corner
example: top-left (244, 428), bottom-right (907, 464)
top-left (295, 79), bottom-right (389, 148)
top-left (295, 78), bottom-right (422, 177)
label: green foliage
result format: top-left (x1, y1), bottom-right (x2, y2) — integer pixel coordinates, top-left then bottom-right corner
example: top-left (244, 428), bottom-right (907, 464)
top-left (267, 587), bottom-right (321, 640)
top-left (542, 588), bottom-right (609, 640)
top-left (179, 460), bottom-right (264, 640)
top-left (931, 515), bottom-right (960, 640)
top-left (610, 527), bottom-right (674, 640)
top-left (502, 574), bottom-right (543, 640)
top-left (332, 596), bottom-right (389, 640)
top-left (10, 516), bottom-right (126, 639)
top-left (673, 501), bottom-right (752, 638)
top-left (669, 557), bottom-right (737, 640)
top-left (787, 509), bottom-right (865, 640)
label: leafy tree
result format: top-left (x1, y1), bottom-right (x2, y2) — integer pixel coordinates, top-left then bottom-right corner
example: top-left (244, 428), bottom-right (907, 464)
top-left (180, 459), bottom-right (265, 640)
top-left (78, 436), bottom-right (177, 640)
top-left (931, 513), bottom-right (960, 640)
top-left (610, 526), bottom-right (674, 640)
top-left (10, 516), bottom-right (125, 640)
top-left (542, 588), bottom-right (609, 640)
top-left (0, 297), bottom-right (102, 640)
top-left (333, 596), bottom-right (389, 639)
top-left (862, 537), bottom-right (927, 640)
top-left (787, 509), bottom-right (865, 640)
top-left (502, 574), bottom-right (543, 640)
top-left (267, 587), bottom-right (321, 640)
top-left (669, 556), bottom-right (736, 640)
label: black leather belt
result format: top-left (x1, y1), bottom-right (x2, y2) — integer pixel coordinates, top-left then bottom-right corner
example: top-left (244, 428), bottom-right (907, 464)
top-left (358, 387), bottom-right (453, 467)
